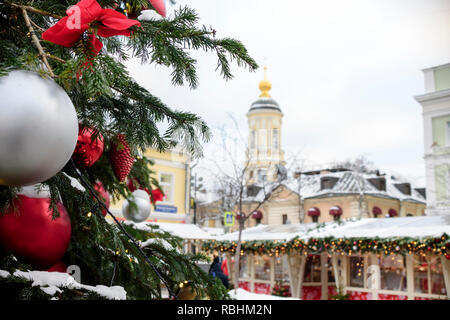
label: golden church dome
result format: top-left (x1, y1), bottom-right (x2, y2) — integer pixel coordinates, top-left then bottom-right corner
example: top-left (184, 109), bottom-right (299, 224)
top-left (249, 66), bottom-right (281, 114)
top-left (258, 66), bottom-right (272, 98)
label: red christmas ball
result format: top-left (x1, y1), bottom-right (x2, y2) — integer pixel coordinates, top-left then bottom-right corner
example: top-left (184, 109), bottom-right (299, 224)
top-left (94, 181), bottom-right (110, 217)
top-left (127, 177), bottom-right (140, 192)
top-left (0, 195), bottom-right (71, 270)
top-left (47, 261), bottom-right (68, 273)
top-left (72, 125), bottom-right (104, 167)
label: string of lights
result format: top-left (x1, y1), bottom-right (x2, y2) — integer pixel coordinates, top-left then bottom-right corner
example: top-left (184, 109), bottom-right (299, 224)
top-left (202, 235), bottom-right (450, 259)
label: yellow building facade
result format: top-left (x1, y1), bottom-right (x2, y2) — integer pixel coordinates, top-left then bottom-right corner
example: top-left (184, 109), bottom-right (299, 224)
top-left (110, 148), bottom-right (190, 223)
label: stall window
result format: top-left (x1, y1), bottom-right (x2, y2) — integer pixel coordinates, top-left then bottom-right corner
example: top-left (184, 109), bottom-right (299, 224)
top-left (275, 256), bottom-right (289, 282)
top-left (239, 255), bottom-right (249, 278)
top-left (349, 256), bottom-right (364, 287)
top-left (254, 255), bottom-right (271, 281)
top-left (303, 255), bottom-right (321, 283)
top-left (312, 216), bottom-right (319, 223)
top-left (379, 255), bottom-right (406, 292)
top-left (414, 255), bottom-right (447, 295)
top-left (327, 257), bottom-right (335, 283)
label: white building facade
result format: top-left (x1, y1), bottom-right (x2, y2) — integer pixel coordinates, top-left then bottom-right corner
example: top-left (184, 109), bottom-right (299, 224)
top-left (415, 63), bottom-right (450, 215)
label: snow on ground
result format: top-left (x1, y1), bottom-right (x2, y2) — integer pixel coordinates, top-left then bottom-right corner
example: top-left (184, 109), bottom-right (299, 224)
top-left (229, 288), bottom-right (300, 300)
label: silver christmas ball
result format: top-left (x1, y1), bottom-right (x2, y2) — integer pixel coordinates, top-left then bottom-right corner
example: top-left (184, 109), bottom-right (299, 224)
top-left (0, 70), bottom-right (79, 186)
top-left (133, 189), bottom-right (150, 200)
top-left (122, 190), bottom-right (151, 223)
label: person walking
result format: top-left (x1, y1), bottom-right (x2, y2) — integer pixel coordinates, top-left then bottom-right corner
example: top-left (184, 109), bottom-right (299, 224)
top-left (209, 256), bottom-right (229, 289)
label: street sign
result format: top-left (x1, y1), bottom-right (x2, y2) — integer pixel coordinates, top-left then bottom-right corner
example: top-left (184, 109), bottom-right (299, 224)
top-left (224, 211), bottom-right (235, 226)
top-left (155, 204), bottom-right (178, 213)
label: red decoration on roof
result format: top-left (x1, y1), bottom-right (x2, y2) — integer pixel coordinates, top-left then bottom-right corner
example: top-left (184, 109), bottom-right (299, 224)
top-left (235, 213), bottom-right (245, 221)
top-left (252, 210), bottom-right (263, 220)
top-left (388, 209), bottom-right (398, 217)
top-left (372, 206), bottom-right (382, 216)
top-left (329, 206), bottom-right (342, 216)
top-left (307, 207), bottom-right (320, 217)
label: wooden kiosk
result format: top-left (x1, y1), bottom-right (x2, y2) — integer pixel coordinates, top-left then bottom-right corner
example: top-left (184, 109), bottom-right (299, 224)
top-left (204, 216), bottom-right (450, 300)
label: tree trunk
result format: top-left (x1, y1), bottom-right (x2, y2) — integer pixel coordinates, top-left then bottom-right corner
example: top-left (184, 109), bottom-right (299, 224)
top-left (233, 219), bottom-right (244, 292)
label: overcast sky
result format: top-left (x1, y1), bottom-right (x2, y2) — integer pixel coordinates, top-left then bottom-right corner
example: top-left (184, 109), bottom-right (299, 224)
top-left (127, 0), bottom-right (450, 187)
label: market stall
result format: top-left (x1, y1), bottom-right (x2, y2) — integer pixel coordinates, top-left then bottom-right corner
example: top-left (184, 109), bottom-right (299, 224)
top-left (126, 221), bottom-right (215, 254)
top-left (204, 216), bottom-right (450, 300)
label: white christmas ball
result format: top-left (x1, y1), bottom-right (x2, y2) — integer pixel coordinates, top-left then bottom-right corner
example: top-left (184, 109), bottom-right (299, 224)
top-left (0, 70), bottom-right (78, 186)
top-left (133, 189), bottom-right (150, 200)
top-left (122, 191), bottom-right (151, 223)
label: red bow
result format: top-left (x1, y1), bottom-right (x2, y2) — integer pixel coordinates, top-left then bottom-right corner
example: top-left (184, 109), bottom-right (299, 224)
top-left (42, 0), bottom-right (141, 56)
top-left (151, 188), bottom-right (164, 203)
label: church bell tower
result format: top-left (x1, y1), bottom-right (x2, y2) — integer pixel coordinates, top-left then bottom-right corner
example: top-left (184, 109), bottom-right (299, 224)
top-left (247, 66), bottom-right (284, 184)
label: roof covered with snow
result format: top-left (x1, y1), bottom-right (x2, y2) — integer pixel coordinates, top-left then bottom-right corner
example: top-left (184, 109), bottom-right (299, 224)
top-left (280, 170), bottom-right (426, 203)
top-left (217, 216), bottom-right (450, 242)
top-left (126, 221), bottom-right (215, 240)
top-left (302, 215), bottom-right (450, 240)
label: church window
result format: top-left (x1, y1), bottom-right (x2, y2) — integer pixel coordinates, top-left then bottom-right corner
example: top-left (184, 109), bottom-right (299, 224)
top-left (259, 129), bottom-right (267, 149)
top-left (250, 130), bottom-right (256, 149)
top-left (257, 169), bottom-right (267, 183)
top-left (272, 128), bottom-right (279, 150)
top-left (446, 122), bottom-right (450, 146)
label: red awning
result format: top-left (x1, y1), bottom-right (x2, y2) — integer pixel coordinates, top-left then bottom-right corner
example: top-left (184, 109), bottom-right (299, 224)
top-left (372, 206), bottom-right (382, 216)
top-left (388, 208), bottom-right (398, 217)
top-left (252, 210), bottom-right (263, 220)
top-left (329, 206), bottom-right (342, 216)
top-left (307, 207), bottom-right (320, 217)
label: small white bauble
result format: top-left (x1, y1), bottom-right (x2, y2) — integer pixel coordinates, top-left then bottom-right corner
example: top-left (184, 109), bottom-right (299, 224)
top-left (122, 190), bottom-right (151, 223)
top-left (133, 189), bottom-right (150, 200)
top-left (0, 70), bottom-right (78, 186)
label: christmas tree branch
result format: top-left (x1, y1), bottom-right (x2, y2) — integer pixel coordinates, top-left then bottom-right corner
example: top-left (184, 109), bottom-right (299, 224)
top-left (70, 159), bottom-right (178, 299)
top-left (20, 6), bottom-right (55, 77)
top-left (8, 2), bottom-right (64, 19)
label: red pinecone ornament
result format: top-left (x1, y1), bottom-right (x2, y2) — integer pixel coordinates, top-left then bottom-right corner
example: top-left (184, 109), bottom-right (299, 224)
top-left (72, 125), bottom-right (104, 168)
top-left (110, 134), bottom-right (134, 182)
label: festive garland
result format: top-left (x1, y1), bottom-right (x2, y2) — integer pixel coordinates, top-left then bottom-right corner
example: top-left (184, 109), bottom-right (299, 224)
top-left (202, 234), bottom-right (450, 259)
